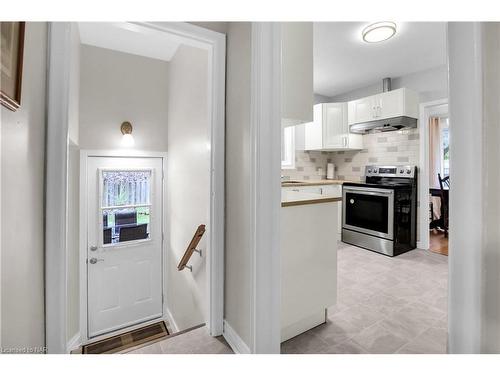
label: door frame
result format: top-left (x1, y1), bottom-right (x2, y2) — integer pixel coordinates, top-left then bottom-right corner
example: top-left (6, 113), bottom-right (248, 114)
top-left (418, 99), bottom-right (448, 250)
top-left (79, 151), bottom-right (167, 345)
top-left (46, 22), bottom-right (226, 353)
top-left (248, 22), bottom-right (282, 354)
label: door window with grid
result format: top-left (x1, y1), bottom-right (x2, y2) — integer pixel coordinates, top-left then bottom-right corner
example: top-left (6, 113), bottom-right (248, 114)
top-left (100, 170), bottom-right (152, 245)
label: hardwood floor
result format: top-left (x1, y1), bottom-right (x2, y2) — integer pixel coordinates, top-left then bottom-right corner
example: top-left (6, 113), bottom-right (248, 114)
top-left (429, 230), bottom-right (448, 256)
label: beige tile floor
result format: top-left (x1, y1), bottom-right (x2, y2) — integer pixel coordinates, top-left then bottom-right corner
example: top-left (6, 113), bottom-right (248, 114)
top-left (281, 242), bottom-right (448, 354)
top-left (126, 325), bottom-right (233, 354)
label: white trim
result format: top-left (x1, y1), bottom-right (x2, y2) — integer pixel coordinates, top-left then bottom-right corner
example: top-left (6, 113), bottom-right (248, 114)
top-left (223, 320), bottom-right (251, 354)
top-left (46, 22), bottom-right (72, 354)
top-left (418, 99), bottom-right (448, 251)
top-left (165, 308), bottom-right (180, 333)
top-left (47, 21), bottom-right (226, 352)
top-left (147, 22), bottom-right (226, 337)
top-left (249, 22), bottom-right (282, 354)
top-left (66, 333), bottom-right (81, 353)
top-left (0, 52), bottom-right (2, 349)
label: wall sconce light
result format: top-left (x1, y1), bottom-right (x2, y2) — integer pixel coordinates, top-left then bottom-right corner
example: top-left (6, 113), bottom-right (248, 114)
top-left (120, 121), bottom-right (135, 147)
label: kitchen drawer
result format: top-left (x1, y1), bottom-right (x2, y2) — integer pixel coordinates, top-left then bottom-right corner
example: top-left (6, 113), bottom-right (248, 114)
top-left (282, 186), bottom-right (323, 195)
top-left (320, 184), bottom-right (342, 197)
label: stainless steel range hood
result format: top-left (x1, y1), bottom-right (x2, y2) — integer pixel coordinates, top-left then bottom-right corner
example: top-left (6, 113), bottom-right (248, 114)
top-left (349, 116), bottom-right (418, 134)
top-left (348, 78), bottom-right (418, 134)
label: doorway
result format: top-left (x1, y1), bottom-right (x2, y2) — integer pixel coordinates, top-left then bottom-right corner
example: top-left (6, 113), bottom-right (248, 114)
top-left (84, 156), bottom-right (164, 338)
top-left (428, 115), bottom-right (450, 255)
top-left (45, 22), bottom-right (226, 353)
top-left (418, 100), bottom-right (449, 254)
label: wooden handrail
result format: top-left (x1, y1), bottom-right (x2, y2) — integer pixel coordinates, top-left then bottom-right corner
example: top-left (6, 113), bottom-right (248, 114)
top-left (177, 224), bottom-right (206, 271)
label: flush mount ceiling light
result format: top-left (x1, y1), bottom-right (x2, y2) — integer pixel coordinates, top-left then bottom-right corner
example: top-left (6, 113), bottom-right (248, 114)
top-left (362, 22), bottom-right (397, 43)
top-left (120, 121), bottom-right (135, 147)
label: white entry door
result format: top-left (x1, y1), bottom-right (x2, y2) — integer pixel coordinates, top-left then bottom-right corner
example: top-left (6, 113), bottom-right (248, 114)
top-left (86, 156), bottom-right (163, 338)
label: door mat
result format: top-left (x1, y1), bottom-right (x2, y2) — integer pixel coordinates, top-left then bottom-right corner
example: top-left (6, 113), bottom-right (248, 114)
top-left (82, 321), bottom-right (169, 354)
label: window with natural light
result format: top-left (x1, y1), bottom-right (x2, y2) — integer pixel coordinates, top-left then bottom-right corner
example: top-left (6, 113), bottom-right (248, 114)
top-left (101, 170), bottom-right (152, 245)
top-left (441, 119), bottom-right (449, 177)
top-left (281, 125), bottom-right (295, 169)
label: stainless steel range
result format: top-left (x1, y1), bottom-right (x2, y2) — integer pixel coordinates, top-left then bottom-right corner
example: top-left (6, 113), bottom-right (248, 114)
top-left (342, 165), bottom-right (417, 256)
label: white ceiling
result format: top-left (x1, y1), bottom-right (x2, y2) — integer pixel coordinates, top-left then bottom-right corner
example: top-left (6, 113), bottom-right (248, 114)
top-left (314, 22), bottom-right (447, 97)
top-left (78, 23), bottom-right (181, 61)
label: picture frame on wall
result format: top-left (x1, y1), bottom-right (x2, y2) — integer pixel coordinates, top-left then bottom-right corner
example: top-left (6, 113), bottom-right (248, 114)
top-left (1, 22), bottom-right (25, 111)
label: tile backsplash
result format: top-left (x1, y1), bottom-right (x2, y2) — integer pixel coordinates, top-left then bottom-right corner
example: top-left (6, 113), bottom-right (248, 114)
top-left (281, 128), bottom-right (420, 181)
top-left (282, 150), bottom-right (334, 181)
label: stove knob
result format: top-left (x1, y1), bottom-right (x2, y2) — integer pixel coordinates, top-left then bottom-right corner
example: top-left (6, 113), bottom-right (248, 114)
top-left (406, 169), bottom-right (411, 174)
top-left (399, 169), bottom-right (404, 174)
top-left (367, 169), bottom-right (372, 173)
top-left (373, 169), bottom-right (377, 173)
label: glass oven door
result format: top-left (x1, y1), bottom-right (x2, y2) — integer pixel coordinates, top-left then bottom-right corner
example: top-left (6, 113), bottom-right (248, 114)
top-left (342, 186), bottom-right (394, 240)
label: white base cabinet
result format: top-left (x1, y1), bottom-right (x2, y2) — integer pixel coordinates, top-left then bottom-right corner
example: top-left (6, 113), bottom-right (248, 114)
top-left (281, 201), bottom-right (338, 342)
top-left (281, 184), bottom-right (342, 234)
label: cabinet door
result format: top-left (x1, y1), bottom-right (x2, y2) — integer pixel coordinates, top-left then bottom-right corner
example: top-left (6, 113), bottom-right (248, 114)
top-left (322, 103), bottom-right (346, 149)
top-left (304, 104), bottom-right (323, 150)
top-left (304, 122), bottom-right (322, 150)
top-left (378, 89), bottom-right (405, 119)
top-left (348, 97), bottom-right (375, 125)
top-left (281, 23), bottom-right (313, 126)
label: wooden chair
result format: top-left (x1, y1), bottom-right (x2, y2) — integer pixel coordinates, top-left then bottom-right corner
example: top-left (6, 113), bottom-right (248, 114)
top-left (438, 173), bottom-right (450, 238)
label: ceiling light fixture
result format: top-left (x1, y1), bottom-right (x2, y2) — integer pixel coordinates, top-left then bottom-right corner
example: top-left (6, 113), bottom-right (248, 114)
top-left (120, 121), bottom-right (135, 147)
top-left (362, 22), bottom-right (397, 43)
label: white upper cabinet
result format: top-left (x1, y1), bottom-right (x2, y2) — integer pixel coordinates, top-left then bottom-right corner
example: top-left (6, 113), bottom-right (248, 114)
top-left (348, 98), bottom-right (374, 125)
top-left (281, 23), bottom-right (314, 127)
top-left (348, 88), bottom-right (419, 125)
top-left (323, 103), bottom-right (346, 149)
top-left (304, 103), bottom-right (363, 151)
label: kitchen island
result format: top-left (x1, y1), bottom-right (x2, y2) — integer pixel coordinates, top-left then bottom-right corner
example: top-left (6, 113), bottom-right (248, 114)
top-left (281, 190), bottom-right (341, 342)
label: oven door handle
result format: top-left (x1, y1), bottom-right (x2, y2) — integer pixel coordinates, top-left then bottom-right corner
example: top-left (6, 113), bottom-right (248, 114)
top-left (343, 186), bottom-right (394, 196)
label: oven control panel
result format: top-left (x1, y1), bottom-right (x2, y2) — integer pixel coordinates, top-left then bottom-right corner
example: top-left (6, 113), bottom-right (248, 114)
top-left (365, 165), bottom-right (416, 178)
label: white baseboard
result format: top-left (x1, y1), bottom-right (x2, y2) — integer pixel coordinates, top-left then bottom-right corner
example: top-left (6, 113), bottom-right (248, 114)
top-left (223, 320), bottom-right (250, 354)
top-left (66, 333), bottom-right (81, 353)
top-left (165, 308), bottom-right (179, 333)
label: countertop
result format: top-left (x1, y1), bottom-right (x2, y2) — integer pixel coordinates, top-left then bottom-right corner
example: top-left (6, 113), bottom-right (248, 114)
top-left (281, 191), bottom-right (342, 207)
top-left (281, 179), bottom-right (349, 187)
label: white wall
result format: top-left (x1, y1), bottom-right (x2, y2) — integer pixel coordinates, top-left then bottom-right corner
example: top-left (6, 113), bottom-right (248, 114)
top-left (481, 22), bottom-right (500, 354)
top-left (68, 25), bottom-right (80, 145)
top-left (79, 45), bottom-right (169, 151)
top-left (329, 65), bottom-right (448, 104)
top-left (166, 44), bottom-right (209, 331)
top-left (447, 22), bottom-right (483, 354)
top-left (0, 22), bottom-right (47, 351)
top-left (223, 22), bottom-right (253, 347)
top-left (448, 21), bottom-right (500, 354)
top-left (189, 21), bottom-right (255, 349)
